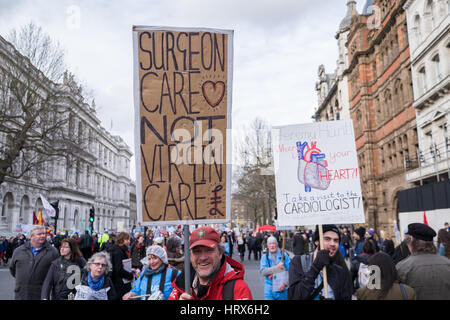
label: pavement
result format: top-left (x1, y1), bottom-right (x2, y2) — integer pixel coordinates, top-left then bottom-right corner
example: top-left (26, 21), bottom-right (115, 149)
top-left (0, 264), bottom-right (14, 300)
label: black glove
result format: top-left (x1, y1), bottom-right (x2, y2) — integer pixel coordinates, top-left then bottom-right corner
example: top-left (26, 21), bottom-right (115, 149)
top-left (313, 250), bottom-right (330, 270)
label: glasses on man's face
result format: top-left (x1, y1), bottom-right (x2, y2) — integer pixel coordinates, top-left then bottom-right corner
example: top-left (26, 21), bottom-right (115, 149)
top-left (92, 262), bottom-right (107, 268)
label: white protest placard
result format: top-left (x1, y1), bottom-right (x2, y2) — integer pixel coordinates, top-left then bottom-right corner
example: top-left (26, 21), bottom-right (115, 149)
top-left (122, 258), bottom-right (132, 284)
top-left (272, 120), bottom-right (365, 227)
top-left (74, 285), bottom-right (110, 300)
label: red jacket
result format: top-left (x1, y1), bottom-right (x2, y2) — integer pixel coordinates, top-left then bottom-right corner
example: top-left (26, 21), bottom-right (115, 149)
top-left (169, 255), bottom-right (253, 300)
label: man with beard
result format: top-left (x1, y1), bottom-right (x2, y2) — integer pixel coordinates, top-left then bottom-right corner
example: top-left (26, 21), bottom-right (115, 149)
top-left (288, 224), bottom-right (352, 300)
top-left (169, 226), bottom-right (253, 300)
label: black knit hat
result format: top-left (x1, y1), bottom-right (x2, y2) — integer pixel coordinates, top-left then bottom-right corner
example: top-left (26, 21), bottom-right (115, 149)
top-left (313, 224), bottom-right (341, 243)
top-left (353, 227), bottom-right (366, 239)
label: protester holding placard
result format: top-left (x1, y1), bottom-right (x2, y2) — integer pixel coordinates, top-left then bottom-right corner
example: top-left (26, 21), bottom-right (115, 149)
top-left (169, 226), bottom-right (253, 300)
top-left (123, 245), bottom-right (180, 300)
top-left (288, 225), bottom-right (352, 300)
top-left (260, 236), bottom-right (290, 300)
top-left (130, 234), bottom-right (146, 270)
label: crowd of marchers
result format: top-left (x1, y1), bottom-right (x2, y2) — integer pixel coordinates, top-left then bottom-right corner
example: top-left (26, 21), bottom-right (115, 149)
top-left (1, 221), bottom-right (449, 300)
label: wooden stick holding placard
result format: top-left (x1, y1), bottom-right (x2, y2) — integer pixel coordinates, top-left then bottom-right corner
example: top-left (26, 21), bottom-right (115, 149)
top-left (183, 225), bottom-right (191, 296)
top-left (281, 230), bottom-right (286, 262)
top-left (318, 224), bottom-right (329, 299)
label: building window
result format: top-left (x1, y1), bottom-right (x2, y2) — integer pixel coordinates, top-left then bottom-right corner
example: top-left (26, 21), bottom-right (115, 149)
top-left (413, 14), bottom-right (422, 43)
top-left (419, 67), bottom-right (427, 94)
top-left (432, 54), bottom-right (441, 82)
top-left (424, 0), bottom-right (436, 33)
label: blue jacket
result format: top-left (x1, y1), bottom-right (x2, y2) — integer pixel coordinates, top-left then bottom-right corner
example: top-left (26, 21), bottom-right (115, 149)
top-left (224, 242), bottom-right (230, 256)
top-left (0, 240), bottom-right (7, 252)
top-left (354, 240), bottom-right (364, 256)
top-left (260, 250), bottom-right (290, 300)
top-left (131, 266), bottom-right (180, 300)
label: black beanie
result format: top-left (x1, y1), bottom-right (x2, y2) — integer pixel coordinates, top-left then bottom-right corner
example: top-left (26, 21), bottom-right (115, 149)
top-left (354, 227), bottom-right (366, 239)
top-left (313, 224), bottom-right (341, 243)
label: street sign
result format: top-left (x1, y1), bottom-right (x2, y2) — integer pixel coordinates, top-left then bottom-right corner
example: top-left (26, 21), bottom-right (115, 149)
top-left (133, 26), bottom-right (233, 226)
top-left (272, 120), bottom-right (365, 227)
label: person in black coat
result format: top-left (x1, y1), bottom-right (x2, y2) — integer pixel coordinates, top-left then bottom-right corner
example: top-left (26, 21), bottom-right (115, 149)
top-left (110, 232), bottom-right (134, 300)
top-left (392, 238), bottom-right (411, 265)
top-left (246, 232), bottom-right (256, 260)
top-left (288, 225), bottom-right (352, 300)
top-left (41, 238), bottom-right (86, 300)
top-left (292, 231), bottom-right (305, 256)
top-left (79, 231), bottom-right (93, 260)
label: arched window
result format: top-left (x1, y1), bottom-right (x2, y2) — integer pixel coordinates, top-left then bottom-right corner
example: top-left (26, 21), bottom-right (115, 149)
top-left (384, 89), bottom-right (392, 118)
top-left (418, 66), bottom-right (428, 94)
top-left (432, 54), bottom-right (441, 82)
top-left (400, 83), bottom-right (405, 107)
top-left (394, 80), bottom-right (401, 112)
top-left (424, 0), bottom-right (436, 33)
top-left (356, 110), bottom-right (363, 133)
top-left (413, 14), bottom-right (422, 43)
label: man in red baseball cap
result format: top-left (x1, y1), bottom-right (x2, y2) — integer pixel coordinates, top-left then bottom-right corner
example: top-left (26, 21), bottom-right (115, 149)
top-left (169, 226), bottom-right (253, 300)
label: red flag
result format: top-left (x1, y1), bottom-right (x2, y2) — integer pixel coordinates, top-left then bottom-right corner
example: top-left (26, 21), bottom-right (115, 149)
top-left (32, 211), bottom-right (38, 224)
top-left (423, 211), bottom-right (429, 226)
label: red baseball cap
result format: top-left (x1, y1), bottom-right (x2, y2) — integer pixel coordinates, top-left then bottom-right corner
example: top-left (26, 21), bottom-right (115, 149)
top-left (189, 226), bottom-right (220, 249)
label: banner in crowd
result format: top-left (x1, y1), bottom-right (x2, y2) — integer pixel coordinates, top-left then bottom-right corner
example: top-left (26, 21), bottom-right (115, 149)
top-left (272, 120), bottom-right (365, 227)
top-left (133, 26), bottom-right (233, 226)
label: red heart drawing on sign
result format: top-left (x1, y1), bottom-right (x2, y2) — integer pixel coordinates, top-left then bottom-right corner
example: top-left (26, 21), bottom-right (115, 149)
top-left (202, 81), bottom-right (225, 108)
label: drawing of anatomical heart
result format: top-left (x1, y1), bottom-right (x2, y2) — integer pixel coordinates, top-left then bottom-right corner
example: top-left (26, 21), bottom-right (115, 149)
top-left (296, 141), bottom-right (331, 192)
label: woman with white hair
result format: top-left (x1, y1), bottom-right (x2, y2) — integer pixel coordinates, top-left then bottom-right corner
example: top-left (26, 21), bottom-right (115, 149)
top-left (260, 235), bottom-right (290, 300)
top-left (122, 245), bottom-right (181, 300)
top-left (67, 251), bottom-right (117, 300)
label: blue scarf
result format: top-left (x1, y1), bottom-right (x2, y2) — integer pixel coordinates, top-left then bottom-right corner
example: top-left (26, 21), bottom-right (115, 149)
top-left (88, 272), bottom-right (105, 291)
top-left (143, 264), bottom-right (166, 278)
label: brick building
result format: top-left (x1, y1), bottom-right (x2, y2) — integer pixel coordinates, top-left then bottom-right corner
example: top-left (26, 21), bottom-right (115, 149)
top-left (344, 0), bottom-right (419, 236)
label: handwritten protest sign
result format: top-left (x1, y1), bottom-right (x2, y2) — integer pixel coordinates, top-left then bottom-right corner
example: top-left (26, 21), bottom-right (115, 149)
top-left (133, 26), bottom-right (233, 226)
top-left (272, 120), bottom-right (365, 227)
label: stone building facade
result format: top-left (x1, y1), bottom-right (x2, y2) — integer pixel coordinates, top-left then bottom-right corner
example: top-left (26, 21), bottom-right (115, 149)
top-left (0, 34), bottom-right (135, 236)
top-left (314, 1), bottom-right (355, 122)
top-left (404, 0), bottom-right (450, 185)
top-left (344, 0), bottom-right (419, 235)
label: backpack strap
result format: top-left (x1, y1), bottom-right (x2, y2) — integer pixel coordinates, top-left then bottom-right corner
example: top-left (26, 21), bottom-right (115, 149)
top-left (222, 279), bottom-right (236, 300)
top-left (399, 283), bottom-right (407, 300)
top-left (308, 280), bottom-right (324, 300)
top-left (159, 267), bottom-right (168, 293)
top-left (146, 273), bottom-right (153, 295)
top-left (170, 268), bottom-right (178, 283)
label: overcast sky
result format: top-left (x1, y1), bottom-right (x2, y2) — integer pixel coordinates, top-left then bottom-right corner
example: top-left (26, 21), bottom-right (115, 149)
top-left (0, 0), bottom-right (367, 181)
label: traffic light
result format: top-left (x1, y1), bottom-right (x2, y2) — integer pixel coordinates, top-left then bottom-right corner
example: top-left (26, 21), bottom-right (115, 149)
top-left (89, 206), bottom-right (95, 223)
top-left (50, 200), bottom-right (59, 220)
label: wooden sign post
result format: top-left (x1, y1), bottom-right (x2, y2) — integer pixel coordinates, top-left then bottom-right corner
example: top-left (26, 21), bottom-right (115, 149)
top-left (318, 224), bottom-right (329, 299)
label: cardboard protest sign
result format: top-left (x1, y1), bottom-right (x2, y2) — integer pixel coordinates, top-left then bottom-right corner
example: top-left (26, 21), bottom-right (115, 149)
top-left (133, 26), bottom-right (233, 226)
top-left (272, 120), bottom-right (365, 227)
